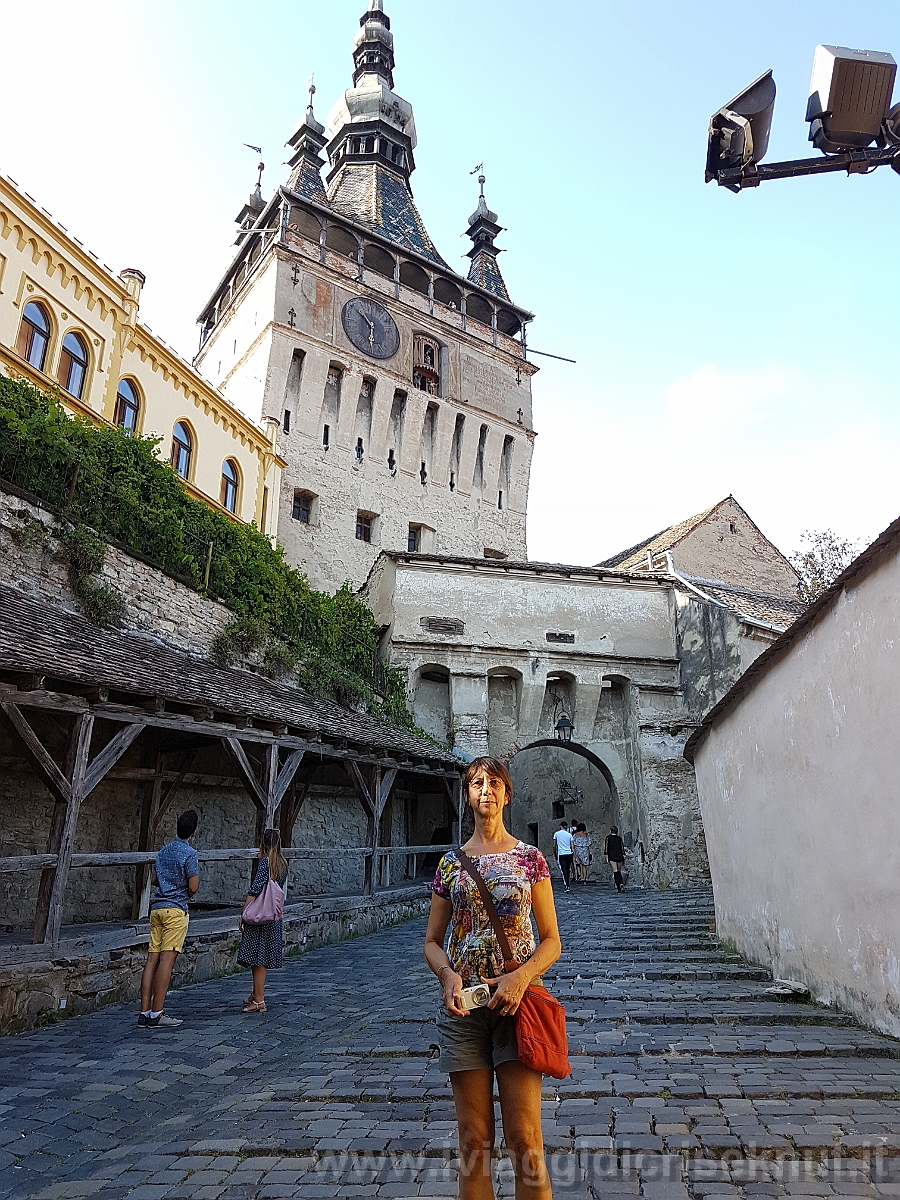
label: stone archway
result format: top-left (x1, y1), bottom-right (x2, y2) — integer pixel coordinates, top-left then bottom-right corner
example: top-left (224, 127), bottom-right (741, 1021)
top-left (506, 740), bottom-right (619, 882)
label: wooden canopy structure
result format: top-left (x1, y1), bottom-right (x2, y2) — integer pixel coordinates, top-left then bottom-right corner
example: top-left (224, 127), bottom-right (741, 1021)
top-left (0, 584), bottom-right (461, 946)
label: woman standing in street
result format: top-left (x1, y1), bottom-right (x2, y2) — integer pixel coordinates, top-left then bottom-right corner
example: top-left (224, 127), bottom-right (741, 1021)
top-left (424, 757), bottom-right (562, 1199)
top-left (572, 822), bottom-right (591, 884)
top-left (238, 828), bottom-right (288, 1013)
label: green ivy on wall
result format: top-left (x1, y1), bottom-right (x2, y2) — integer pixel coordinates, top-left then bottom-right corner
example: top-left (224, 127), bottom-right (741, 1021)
top-left (0, 375), bottom-right (414, 729)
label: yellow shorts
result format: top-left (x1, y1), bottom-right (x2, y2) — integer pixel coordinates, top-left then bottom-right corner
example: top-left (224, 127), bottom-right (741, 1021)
top-left (148, 907), bottom-right (190, 953)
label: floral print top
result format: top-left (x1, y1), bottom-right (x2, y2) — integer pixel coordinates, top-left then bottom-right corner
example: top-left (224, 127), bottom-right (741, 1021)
top-left (432, 843), bottom-right (550, 984)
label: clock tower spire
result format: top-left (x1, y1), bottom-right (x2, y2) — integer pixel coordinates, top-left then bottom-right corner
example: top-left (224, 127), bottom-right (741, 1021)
top-left (324, 2), bottom-right (445, 264)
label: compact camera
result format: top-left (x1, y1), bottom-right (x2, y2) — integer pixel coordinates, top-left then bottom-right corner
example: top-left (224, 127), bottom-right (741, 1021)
top-left (459, 984), bottom-right (492, 1011)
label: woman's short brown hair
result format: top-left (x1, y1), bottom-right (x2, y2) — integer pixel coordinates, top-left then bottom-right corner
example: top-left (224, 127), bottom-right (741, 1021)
top-left (462, 756), bottom-right (514, 801)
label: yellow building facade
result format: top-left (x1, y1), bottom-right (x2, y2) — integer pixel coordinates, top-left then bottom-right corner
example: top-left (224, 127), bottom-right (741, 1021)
top-left (0, 174), bottom-right (283, 532)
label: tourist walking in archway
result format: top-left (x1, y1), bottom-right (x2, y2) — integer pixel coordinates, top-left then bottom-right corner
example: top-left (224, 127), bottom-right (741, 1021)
top-left (572, 822), bottom-right (591, 883)
top-left (424, 756), bottom-right (562, 1198)
top-left (238, 828), bottom-right (289, 1012)
top-left (552, 821), bottom-right (575, 892)
top-left (604, 826), bottom-right (626, 893)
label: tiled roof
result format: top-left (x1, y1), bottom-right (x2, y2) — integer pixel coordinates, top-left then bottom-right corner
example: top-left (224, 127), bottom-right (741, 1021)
top-left (327, 163), bottom-right (447, 265)
top-left (467, 250), bottom-right (510, 301)
top-left (286, 159), bottom-right (328, 205)
top-left (0, 584), bottom-right (456, 764)
top-left (681, 575), bottom-right (806, 631)
top-left (597, 503), bottom-right (720, 569)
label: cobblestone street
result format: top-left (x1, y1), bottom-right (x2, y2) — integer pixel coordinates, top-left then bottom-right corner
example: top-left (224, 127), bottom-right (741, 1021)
top-left (2, 885), bottom-right (900, 1199)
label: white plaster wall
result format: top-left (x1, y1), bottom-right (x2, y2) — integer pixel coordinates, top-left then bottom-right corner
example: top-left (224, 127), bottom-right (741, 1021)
top-left (389, 562), bottom-right (676, 661)
top-left (693, 546), bottom-right (900, 1036)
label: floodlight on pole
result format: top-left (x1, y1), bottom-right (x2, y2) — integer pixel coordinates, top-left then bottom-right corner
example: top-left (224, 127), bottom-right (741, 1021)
top-left (706, 44), bottom-right (900, 191)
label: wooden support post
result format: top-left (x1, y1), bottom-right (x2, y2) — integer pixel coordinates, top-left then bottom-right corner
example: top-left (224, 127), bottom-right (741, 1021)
top-left (344, 762), bottom-right (399, 896)
top-left (279, 763), bottom-right (316, 848)
top-left (0, 702), bottom-right (148, 944)
top-left (223, 736), bottom-right (305, 866)
top-left (132, 751), bottom-right (165, 920)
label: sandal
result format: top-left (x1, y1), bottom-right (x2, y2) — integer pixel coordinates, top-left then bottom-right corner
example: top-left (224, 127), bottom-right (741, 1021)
top-left (243, 998), bottom-right (266, 1013)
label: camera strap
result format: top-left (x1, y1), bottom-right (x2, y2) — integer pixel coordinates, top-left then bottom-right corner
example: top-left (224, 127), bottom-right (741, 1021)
top-left (456, 849), bottom-right (517, 973)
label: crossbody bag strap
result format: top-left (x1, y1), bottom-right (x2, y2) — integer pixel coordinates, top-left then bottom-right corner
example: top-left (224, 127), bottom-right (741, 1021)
top-left (457, 849), bottom-right (516, 970)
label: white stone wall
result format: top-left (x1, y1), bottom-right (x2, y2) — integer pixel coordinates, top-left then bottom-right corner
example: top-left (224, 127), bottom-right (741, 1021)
top-left (196, 234), bottom-right (536, 593)
top-left (692, 540), bottom-right (900, 1036)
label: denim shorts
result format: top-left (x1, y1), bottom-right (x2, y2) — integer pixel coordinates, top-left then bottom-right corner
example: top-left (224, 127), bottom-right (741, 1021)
top-left (437, 1003), bottom-right (519, 1074)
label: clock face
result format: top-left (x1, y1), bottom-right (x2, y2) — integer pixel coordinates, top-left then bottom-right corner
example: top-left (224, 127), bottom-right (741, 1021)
top-left (341, 296), bottom-right (400, 360)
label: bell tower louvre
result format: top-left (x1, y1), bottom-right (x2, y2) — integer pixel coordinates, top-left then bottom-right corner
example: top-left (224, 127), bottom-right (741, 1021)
top-left (194, 1), bottom-right (537, 594)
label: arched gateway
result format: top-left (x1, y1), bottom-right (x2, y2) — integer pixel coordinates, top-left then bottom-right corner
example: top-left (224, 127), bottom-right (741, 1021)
top-left (506, 741), bottom-right (624, 883)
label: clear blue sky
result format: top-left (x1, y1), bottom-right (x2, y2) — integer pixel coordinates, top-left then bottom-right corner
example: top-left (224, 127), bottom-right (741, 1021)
top-left (2, 1), bottom-right (898, 566)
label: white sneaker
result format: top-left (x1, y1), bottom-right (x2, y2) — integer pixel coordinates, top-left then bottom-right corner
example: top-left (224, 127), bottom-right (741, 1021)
top-left (148, 1013), bottom-right (183, 1028)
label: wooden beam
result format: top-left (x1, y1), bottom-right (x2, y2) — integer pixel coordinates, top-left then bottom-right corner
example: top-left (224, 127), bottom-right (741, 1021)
top-left (151, 749), bottom-right (198, 835)
top-left (82, 722), bottom-right (146, 797)
top-left (272, 749), bottom-right (305, 812)
top-left (342, 758), bottom-right (375, 819)
top-left (0, 854), bottom-right (58, 873)
top-left (279, 762), bottom-right (318, 847)
top-left (133, 751), bottom-right (165, 920)
top-left (376, 766), bottom-right (399, 889)
top-left (222, 737), bottom-right (266, 810)
top-left (1, 703), bottom-right (70, 805)
top-left (40, 713), bottom-right (95, 945)
top-left (2, 686), bottom-right (460, 777)
top-left (0, 843), bottom-right (456, 874)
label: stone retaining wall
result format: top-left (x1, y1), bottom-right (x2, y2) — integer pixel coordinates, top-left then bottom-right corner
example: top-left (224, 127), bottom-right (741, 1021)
top-left (0, 886), bottom-right (430, 1035)
top-left (0, 482), bottom-right (234, 657)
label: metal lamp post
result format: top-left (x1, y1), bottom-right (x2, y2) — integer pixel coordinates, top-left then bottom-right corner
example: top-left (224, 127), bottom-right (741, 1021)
top-left (707, 45), bottom-right (900, 192)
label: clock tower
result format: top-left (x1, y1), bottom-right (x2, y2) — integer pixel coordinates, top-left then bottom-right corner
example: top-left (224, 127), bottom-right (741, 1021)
top-left (194, 1), bottom-right (537, 593)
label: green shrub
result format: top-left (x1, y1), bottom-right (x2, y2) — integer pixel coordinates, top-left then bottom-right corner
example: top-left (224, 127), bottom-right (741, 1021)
top-left (76, 579), bottom-right (126, 628)
top-left (0, 375), bottom-right (415, 725)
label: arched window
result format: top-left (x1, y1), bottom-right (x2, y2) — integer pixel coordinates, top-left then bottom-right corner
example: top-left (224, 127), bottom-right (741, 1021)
top-left (220, 459), bottom-right (239, 512)
top-left (114, 379), bottom-right (141, 435)
top-left (16, 301), bottom-right (51, 371)
top-left (57, 332), bottom-right (88, 399)
top-left (171, 421), bottom-right (193, 479)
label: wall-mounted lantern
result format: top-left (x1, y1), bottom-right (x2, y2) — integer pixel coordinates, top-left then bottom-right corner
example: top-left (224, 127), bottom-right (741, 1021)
top-left (554, 715), bottom-right (574, 743)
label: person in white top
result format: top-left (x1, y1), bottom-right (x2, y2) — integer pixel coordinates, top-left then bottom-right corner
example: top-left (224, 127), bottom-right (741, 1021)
top-left (552, 822), bottom-right (575, 892)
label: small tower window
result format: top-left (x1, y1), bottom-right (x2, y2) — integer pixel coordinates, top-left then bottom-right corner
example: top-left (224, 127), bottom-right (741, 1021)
top-left (292, 490), bottom-right (315, 524)
top-left (355, 512), bottom-right (372, 543)
top-left (283, 409), bottom-right (291, 434)
top-left (413, 334), bottom-right (440, 396)
top-left (420, 461), bottom-right (428, 486)
top-left (356, 437), bottom-right (365, 461)
top-left (408, 525), bottom-right (420, 553)
top-left (387, 448), bottom-right (396, 472)
top-left (322, 423), bottom-right (330, 449)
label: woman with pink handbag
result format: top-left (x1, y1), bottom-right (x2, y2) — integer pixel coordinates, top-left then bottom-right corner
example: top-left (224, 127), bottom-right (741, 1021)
top-left (238, 828), bottom-right (288, 1012)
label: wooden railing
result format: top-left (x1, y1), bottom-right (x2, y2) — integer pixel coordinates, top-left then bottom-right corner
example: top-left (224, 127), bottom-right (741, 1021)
top-left (0, 844), bottom-right (453, 872)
